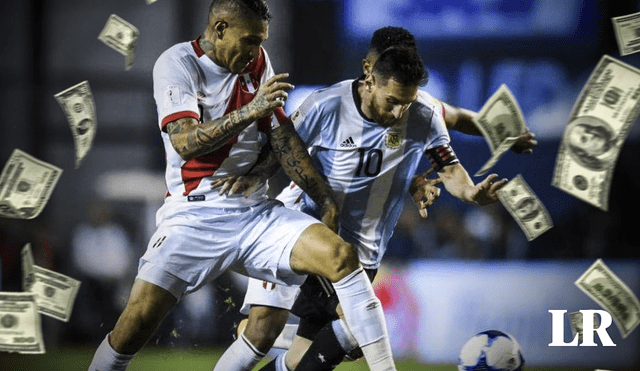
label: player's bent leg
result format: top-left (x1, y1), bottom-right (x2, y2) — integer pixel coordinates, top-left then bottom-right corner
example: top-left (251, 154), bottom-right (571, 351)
top-left (214, 305), bottom-right (291, 371)
top-left (244, 305), bottom-right (291, 352)
top-left (284, 334), bottom-right (313, 370)
top-left (289, 225), bottom-right (396, 371)
top-left (89, 279), bottom-right (177, 370)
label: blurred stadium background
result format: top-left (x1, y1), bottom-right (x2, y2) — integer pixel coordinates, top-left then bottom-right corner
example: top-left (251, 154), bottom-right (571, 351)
top-left (1, 0), bottom-right (639, 370)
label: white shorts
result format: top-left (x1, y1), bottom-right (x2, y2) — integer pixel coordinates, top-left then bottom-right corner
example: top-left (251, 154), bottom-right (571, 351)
top-left (137, 199), bottom-right (320, 299)
top-left (240, 277), bottom-right (301, 315)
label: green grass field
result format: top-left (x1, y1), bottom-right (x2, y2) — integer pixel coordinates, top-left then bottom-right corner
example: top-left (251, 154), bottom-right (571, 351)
top-left (0, 346), bottom-right (596, 371)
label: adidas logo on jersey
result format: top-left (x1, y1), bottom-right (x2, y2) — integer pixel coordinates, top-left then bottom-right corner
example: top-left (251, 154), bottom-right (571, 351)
top-left (340, 137), bottom-right (356, 148)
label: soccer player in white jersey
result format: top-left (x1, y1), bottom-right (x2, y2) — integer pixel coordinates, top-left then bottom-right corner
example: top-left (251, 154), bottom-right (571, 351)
top-left (212, 38), bottom-right (520, 371)
top-left (87, 1), bottom-right (400, 371)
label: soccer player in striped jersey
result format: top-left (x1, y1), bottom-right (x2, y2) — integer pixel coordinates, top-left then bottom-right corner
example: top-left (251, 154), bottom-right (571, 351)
top-left (213, 29), bottom-right (518, 371)
top-left (88, 2), bottom-right (400, 371)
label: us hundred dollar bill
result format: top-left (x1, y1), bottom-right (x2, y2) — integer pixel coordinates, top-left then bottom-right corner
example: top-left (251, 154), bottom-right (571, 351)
top-left (98, 14), bottom-right (139, 70)
top-left (473, 84), bottom-right (527, 176)
top-left (54, 81), bottom-right (96, 168)
top-left (20, 244), bottom-right (81, 322)
top-left (497, 174), bottom-right (552, 241)
top-left (552, 55), bottom-right (640, 211)
top-left (569, 311), bottom-right (600, 343)
top-left (0, 293), bottom-right (45, 354)
top-left (575, 259), bottom-right (640, 338)
top-left (612, 12), bottom-right (640, 56)
top-left (21, 243), bottom-right (35, 291)
top-left (0, 149), bottom-right (62, 220)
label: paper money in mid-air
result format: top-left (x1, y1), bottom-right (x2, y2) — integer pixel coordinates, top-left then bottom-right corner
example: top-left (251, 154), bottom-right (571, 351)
top-left (98, 14), bottom-right (139, 70)
top-left (497, 174), bottom-right (552, 241)
top-left (21, 243), bottom-right (35, 291)
top-left (612, 12), bottom-right (640, 56)
top-left (0, 149), bottom-right (62, 220)
top-left (575, 259), bottom-right (640, 338)
top-left (552, 55), bottom-right (640, 211)
top-left (54, 81), bottom-right (96, 168)
top-left (569, 311), bottom-right (600, 343)
top-left (20, 244), bottom-right (81, 322)
top-left (472, 84), bottom-right (528, 176)
top-left (0, 292), bottom-right (45, 354)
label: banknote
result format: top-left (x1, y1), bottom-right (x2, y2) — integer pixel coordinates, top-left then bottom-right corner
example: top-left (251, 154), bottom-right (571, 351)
top-left (0, 293), bottom-right (45, 354)
top-left (98, 14), bottom-right (139, 70)
top-left (575, 259), bottom-right (640, 338)
top-left (552, 55), bottom-right (640, 211)
top-left (21, 243), bottom-right (35, 291)
top-left (29, 266), bottom-right (81, 322)
top-left (474, 136), bottom-right (520, 177)
top-left (497, 174), bottom-right (552, 241)
top-left (472, 84), bottom-right (527, 175)
top-left (0, 149), bottom-right (62, 220)
top-left (612, 12), bottom-right (640, 56)
top-left (569, 311), bottom-right (600, 343)
top-left (54, 81), bottom-right (96, 168)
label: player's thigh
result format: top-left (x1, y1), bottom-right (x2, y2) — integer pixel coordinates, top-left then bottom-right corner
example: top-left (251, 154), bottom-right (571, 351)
top-left (289, 223), bottom-right (359, 282)
top-left (285, 335), bottom-right (313, 370)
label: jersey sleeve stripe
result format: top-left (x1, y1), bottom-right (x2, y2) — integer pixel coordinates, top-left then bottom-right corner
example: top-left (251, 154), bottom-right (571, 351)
top-left (161, 110), bottom-right (200, 131)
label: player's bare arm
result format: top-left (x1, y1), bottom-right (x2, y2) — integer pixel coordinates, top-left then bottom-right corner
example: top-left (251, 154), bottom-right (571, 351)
top-left (437, 163), bottom-right (507, 205)
top-left (409, 167), bottom-right (443, 218)
top-left (166, 74), bottom-right (293, 161)
top-left (270, 120), bottom-right (339, 232)
top-left (440, 100), bottom-right (538, 154)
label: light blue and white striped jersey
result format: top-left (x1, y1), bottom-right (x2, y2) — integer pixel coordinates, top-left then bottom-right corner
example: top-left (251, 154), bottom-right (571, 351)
top-left (281, 79), bottom-right (451, 269)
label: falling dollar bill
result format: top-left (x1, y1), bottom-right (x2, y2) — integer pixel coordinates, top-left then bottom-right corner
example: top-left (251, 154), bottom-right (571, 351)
top-left (552, 55), bottom-right (640, 211)
top-left (20, 244), bottom-right (81, 322)
top-left (21, 244), bottom-right (35, 291)
top-left (497, 174), bottom-right (552, 241)
top-left (612, 12), bottom-right (640, 56)
top-left (569, 311), bottom-right (600, 343)
top-left (472, 84), bottom-right (527, 176)
top-left (54, 81), bottom-right (96, 168)
top-left (0, 149), bottom-right (62, 220)
top-left (575, 259), bottom-right (640, 338)
top-left (0, 293), bottom-right (45, 354)
top-left (98, 14), bottom-right (139, 70)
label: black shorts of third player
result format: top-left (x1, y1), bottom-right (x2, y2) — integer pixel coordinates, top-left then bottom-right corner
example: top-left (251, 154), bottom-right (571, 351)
top-left (291, 269), bottom-right (377, 340)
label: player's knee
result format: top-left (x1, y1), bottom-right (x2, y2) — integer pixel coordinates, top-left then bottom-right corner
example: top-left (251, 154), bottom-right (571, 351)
top-left (325, 241), bottom-right (359, 282)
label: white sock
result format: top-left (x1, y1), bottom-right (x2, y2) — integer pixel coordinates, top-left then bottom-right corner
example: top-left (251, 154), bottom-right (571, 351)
top-left (88, 334), bottom-right (135, 371)
top-left (332, 319), bottom-right (358, 352)
top-left (272, 323), bottom-right (297, 350)
top-left (275, 352), bottom-right (290, 371)
top-left (213, 333), bottom-right (266, 371)
top-left (332, 268), bottom-right (396, 371)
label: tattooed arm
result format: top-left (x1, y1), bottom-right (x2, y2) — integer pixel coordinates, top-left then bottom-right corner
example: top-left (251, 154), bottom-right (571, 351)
top-left (166, 73), bottom-right (294, 161)
top-left (270, 119), bottom-right (339, 232)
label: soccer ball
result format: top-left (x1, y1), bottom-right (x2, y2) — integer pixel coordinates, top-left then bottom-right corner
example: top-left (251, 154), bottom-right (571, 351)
top-left (458, 330), bottom-right (525, 371)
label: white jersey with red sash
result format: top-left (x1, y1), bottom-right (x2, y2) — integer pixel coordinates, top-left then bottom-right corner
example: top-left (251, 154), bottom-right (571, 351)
top-left (153, 37), bottom-right (287, 210)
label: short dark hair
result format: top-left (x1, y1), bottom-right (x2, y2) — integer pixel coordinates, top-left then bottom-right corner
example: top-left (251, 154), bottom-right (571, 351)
top-left (209, 0), bottom-right (272, 22)
top-left (368, 26), bottom-right (417, 56)
top-left (372, 46), bottom-right (428, 87)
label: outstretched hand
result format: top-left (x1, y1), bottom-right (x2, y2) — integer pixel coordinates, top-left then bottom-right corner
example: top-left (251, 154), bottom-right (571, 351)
top-left (470, 173), bottom-right (508, 205)
top-left (409, 167), bottom-right (443, 219)
top-left (510, 130), bottom-right (538, 154)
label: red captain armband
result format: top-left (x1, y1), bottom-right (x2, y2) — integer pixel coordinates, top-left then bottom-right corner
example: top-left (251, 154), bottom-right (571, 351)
top-left (425, 144), bottom-right (459, 171)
